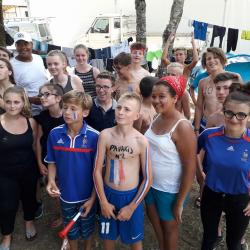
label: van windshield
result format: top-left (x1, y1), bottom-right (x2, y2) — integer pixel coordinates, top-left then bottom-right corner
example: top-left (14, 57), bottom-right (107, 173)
top-left (92, 18), bottom-right (109, 33)
top-left (38, 24), bottom-right (47, 37)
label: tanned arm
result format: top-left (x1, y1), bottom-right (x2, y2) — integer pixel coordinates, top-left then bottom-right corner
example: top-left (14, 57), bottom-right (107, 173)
top-left (174, 121), bottom-right (197, 223)
top-left (93, 130), bottom-right (117, 219)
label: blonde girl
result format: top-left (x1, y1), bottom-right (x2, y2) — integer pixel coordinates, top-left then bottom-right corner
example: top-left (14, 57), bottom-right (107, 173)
top-left (46, 50), bottom-right (84, 93)
top-left (74, 44), bottom-right (100, 97)
top-left (0, 86), bottom-right (38, 249)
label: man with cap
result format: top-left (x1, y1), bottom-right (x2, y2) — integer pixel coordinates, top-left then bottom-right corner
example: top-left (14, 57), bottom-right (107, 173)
top-left (11, 32), bottom-right (48, 115)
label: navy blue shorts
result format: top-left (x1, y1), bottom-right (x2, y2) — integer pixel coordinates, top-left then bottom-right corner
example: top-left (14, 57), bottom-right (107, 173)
top-left (61, 200), bottom-right (96, 240)
top-left (99, 185), bottom-right (144, 244)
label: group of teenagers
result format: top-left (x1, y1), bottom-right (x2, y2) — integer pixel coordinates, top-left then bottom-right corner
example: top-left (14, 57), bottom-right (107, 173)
top-left (0, 30), bottom-right (249, 250)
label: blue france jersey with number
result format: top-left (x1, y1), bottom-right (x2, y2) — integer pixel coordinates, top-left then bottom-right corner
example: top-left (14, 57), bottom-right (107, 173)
top-left (198, 126), bottom-right (250, 195)
top-left (45, 122), bottom-right (99, 203)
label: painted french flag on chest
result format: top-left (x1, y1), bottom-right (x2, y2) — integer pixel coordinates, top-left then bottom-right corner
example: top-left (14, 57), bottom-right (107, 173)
top-left (109, 159), bottom-right (125, 185)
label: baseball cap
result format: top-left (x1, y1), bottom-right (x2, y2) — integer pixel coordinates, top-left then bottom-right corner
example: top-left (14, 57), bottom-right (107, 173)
top-left (14, 32), bottom-right (32, 43)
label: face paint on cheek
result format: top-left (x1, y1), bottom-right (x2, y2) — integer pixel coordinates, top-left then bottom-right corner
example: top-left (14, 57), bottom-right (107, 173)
top-left (72, 111), bottom-right (78, 120)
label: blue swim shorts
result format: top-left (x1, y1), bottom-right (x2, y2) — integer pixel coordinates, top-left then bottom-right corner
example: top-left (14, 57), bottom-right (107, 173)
top-left (145, 187), bottom-right (188, 221)
top-left (61, 200), bottom-right (96, 240)
top-left (99, 185), bottom-right (144, 244)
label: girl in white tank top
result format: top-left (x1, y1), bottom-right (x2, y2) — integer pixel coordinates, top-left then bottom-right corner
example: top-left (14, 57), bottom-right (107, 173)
top-left (144, 76), bottom-right (197, 250)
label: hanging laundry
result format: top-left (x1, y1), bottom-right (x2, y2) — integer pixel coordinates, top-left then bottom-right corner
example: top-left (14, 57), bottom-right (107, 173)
top-left (90, 59), bottom-right (105, 72)
top-left (146, 50), bottom-right (162, 62)
top-left (127, 37), bottom-right (133, 43)
top-left (110, 40), bottom-right (130, 58)
top-left (192, 20), bottom-right (208, 41)
top-left (62, 47), bottom-right (75, 67)
top-left (95, 49), bottom-right (103, 59)
top-left (47, 44), bottom-right (61, 52)
top-left (241, 30), bottom-right (250, 40)
top-left (32, 39), bottom-right (41, 51)
top-left (40, 42), bottom-right (48, 54)
top-left (95, 47), bottom-right (112, 60)
top-left (227, 28), bottom-right (239, 53)
top-left (102, 47), bottom-right (112, 59)
top-left (62, 47), bottom-right (74, 58)
top-left (106, 59), bottom-right (114, 72)
top-left (210, 25), bottom-right (226, 48)
top-left (88, 48), bottom-right (96, 60)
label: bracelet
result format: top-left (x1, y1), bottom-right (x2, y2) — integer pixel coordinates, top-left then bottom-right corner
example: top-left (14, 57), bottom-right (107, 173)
top-left (194, 128), bottom-right (200, 131)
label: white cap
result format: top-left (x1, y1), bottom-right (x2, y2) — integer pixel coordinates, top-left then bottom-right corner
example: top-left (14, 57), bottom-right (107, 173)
top-left (14, 32), bottom-right (32, 43)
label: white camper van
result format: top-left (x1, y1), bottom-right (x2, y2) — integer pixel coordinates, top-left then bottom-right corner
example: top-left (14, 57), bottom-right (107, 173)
top-left (78, 14), bottom-right (198, 51)
top-left (82, 14), bottom-right (136, 48)
top-left (5, 17), bottom-right (53, 43)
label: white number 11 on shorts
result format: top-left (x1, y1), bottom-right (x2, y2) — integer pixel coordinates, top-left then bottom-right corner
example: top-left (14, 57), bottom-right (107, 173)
top-left (101, 222), bottom-right (110, 234)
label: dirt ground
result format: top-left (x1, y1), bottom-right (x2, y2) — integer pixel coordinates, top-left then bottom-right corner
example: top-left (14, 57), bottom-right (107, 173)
top-left (8, 183), bottom-right (249, 250)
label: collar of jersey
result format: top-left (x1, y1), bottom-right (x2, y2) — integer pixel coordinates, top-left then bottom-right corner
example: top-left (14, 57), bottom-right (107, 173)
top-left (220, 126), bottom-right (250, 142)
top-left (60, 121), bottom-right (87, 136)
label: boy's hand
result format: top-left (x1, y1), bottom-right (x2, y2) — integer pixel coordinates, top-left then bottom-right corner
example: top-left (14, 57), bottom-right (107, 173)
top-left (117, 205), bottom-right (134, 221)
top-left (167, 32), bottom-right (175, 43)
top-left (38, 163), bottom-right (48, 176)
top-left (46, 182), bottom-right (61, 198)
top-left (81, 198), bottom-right (95, 217)
top-left (173, 202), bottom-right (183, 224)
top-left (243, 201), bottom-right (250, 216)
top-left (100, 201), bottom-right (116, 219)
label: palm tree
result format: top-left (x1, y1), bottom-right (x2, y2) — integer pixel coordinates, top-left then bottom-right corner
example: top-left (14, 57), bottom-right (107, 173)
top-left (162, 0), bottom-right (185, 48)
top-left (135, 0), bottom-right (146, 44)
top-left (0, 0), bottom-right (6, 46)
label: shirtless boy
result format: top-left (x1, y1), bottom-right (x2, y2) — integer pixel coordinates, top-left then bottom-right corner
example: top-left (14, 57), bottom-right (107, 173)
top-left (161, 32), bottom-right (198, 79)
top-left (130, 42), bottom-right (150, 84)
top-left (194, 47), bottom-right (227, 134)
top-left (113, 52), bottom-right (139, 100)
top-left (93, 92), bottom-right (152, 250)
top-left (167, 62), bottom-right (191, 120)
top-left (134, 76), bottom-right (158, 134)
top-left (206, 72), bottom-right (242, 127)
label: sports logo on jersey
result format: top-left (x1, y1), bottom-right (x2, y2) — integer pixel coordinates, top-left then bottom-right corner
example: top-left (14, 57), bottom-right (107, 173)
top-left (81, 135), bottom-right (88, 148)
top-left (226, 146), bottom-right (234, 151)
top-left (241, 149), bottom-right (248, 162)
top-left (57, 138), bottom-right (64, 144)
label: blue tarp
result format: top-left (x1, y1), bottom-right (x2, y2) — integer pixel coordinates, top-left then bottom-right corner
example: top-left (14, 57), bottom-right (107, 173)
top-left (190, 54), bottom-right (250, 89)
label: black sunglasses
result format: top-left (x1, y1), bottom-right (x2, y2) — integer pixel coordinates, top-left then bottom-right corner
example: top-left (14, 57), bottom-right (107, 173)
top-left (223, 110), bottom-right (249, 121)
top-left (38, 92), bottom-right (57, 98)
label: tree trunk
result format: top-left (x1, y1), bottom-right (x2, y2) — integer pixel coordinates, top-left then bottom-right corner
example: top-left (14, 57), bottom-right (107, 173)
top-left (135, 0), bottom-right (146, 44)
top-left (162, 0), bottom-right (185, 51)
top-left (0, 0), bottom-right (6, 47)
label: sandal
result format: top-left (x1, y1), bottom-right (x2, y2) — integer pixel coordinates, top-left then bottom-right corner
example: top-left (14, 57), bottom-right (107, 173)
top-left (195, 196), bottom-right (201, 208)
top-left (25, 229), bottom-right (37, 241)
